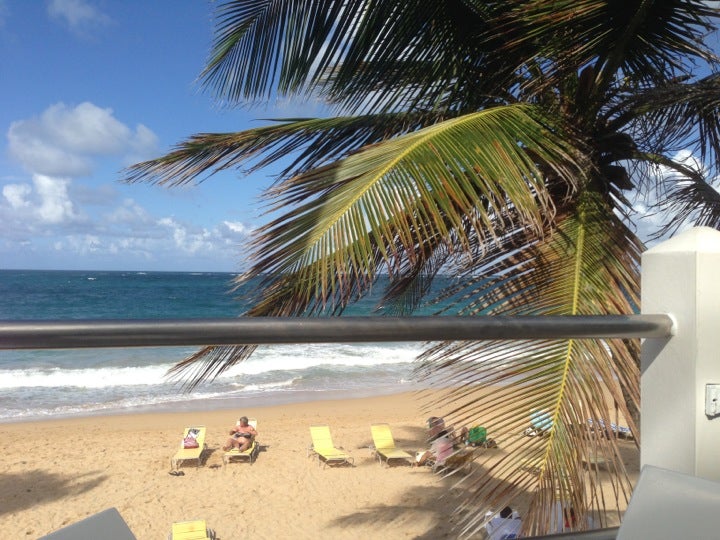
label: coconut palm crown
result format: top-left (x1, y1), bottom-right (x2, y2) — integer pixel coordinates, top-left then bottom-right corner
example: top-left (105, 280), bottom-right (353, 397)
top-left (124, 1), bottom-right (720, 536)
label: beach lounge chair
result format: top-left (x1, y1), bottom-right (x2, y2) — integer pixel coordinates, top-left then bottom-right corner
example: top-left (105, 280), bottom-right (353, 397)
top-left (168, 520), bottom-right (215, 540)
top-left (370, 423), bottom-right (413, 466)
top-left (432, 448), bottom-right (477, 473)
top-left (425, 432), bottom-right (476, 472)
top-left (223, 418), bottom-right (260, 465)
top-left (587, 418), bottom-right (634, 440)
top-left (523, 410), bottom-right (553, 437)
top-left (171, 426), bottom-right (207, 470)
top-left (308, 425), bottom-right (354, 468)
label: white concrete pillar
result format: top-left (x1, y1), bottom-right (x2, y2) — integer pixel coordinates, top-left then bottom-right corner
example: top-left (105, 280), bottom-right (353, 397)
top-left (641, 226), bottom-right (720, 479)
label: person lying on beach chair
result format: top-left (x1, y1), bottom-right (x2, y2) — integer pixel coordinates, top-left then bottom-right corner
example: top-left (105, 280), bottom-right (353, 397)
top-left (426, 416), bottom-right (469, 445)
top-left (222, 415), bottom-right (257, 452)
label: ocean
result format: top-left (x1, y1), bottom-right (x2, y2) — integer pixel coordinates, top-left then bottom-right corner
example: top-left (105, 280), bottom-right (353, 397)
top-left (0, 270), bottom-right (442, 422)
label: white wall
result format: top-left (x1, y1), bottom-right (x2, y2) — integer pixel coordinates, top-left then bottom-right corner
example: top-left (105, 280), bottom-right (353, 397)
top-left (641, 226), bottom-right (720, 479)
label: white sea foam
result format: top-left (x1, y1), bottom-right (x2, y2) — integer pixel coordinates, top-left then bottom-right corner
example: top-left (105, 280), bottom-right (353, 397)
top-left (0, 343), bottom-right (422, 390)
top-left (0, 364), bottom-right (174, 389)
top-left (231, 343), bottom-right (421, 375)
top-left (231, 378), bottom-right (299, 391)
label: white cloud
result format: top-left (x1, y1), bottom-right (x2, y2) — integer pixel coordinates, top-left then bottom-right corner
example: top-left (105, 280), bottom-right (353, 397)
top-left (159, 217), bottom-right (213, 254)
top-left (1, 179), bottom-right (256, 269)
top-left (223, 221), bottom-right (251, 234)
top-left (7, 102), bottom-right (159, 177)
top-left (33, 174), bottom-right (79, 224)
top-left (58, 234), bottom-right (102, 254)
top-left (47, 0), bottom-right (111, 33)
top-left (8, 126), bottom-right (90, 177)
top-left (105, 199), bottom-right (153, 226)
top-left (125, 124), bottom-right (160, 166)
top-left (1, 174), bottom-right (80, 225)
top-left (2, 183), bottom-right (31, 209)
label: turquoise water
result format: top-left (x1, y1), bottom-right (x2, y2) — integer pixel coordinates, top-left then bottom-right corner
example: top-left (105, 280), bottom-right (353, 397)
top-left (0, 270), bottom-right (445, 421)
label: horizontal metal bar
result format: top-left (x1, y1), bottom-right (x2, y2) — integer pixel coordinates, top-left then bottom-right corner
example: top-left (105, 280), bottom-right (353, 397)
top-left (534, 527), bottom-right (619, 539)
top-left (0, 315), bottom-right (673, 350)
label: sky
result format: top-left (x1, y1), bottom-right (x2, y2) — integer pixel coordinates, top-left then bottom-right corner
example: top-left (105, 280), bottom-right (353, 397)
top-left (0, 1), bottom-right (717, 273)
top-left (0, 0), bottom-right (326, 272)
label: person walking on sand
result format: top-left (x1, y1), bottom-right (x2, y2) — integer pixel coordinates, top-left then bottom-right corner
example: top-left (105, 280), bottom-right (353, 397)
top-left (223, 416), bottom-right (257, 452)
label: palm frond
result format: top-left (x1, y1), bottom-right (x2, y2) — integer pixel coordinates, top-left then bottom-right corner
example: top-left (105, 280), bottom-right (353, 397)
top-left (416, 193), bottom-right (641, 536)
top-left (201, 0), bottom-right (367, 102)
top-left (620, 74), bottom-right (720, 174)
top-left (166, 344), bottom-right (258, 390)
top-left (489, 0), bottom-right (718, 97)
top-left (122, 112), bottom-right (461, 188)
top-left (162, 104), bottom-right (582, 385)
top-left (244, 104), bottom-right (579, 300)
top-left (201, 1), bottom-right (529, 114)
top-left (653, 171), bottom-right (720, 239)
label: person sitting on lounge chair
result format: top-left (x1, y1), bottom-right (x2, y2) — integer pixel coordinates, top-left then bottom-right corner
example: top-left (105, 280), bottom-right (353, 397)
top-left (415, 428), bottom-right (457, 467)
top-left (485, 506), bottom-right (522, 539)
top-left (223, 416), bottom-right (257, 452)
top-left (426, 416), bottom-right (469, 445)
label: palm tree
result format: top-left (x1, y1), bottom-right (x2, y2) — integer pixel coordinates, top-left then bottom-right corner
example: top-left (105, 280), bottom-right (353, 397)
top-left (124, 1), bottom-right (720, 535)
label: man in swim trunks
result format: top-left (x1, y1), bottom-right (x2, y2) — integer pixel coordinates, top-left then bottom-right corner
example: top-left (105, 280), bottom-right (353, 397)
top-left (222, 416), bottom-right (257, 452)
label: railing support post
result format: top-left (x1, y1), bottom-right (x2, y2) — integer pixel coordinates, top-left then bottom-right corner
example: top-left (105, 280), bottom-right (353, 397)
top-left (641, 226), bottom-right (720, 480)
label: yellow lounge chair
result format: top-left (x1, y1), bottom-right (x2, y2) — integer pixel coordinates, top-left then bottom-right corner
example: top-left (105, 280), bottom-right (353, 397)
top-left (308, 425), bottom-right (354, 468)
top-left (223, 418), bottom-right (260, 465)
top-left (370, 423), bottom-right (413, 466)
top-left (171, 426), bottom-right (207, 470)
top-left (168, 519), bottom-right (215, 540)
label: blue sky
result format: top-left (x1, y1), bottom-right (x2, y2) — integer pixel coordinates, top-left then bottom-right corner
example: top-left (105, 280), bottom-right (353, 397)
top-left (1, 2), bottom-right (717, 272)
top-left (0, 0), bottom-right (326, 272)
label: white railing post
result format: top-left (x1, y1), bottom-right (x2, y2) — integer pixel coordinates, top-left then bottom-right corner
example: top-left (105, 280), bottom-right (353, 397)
top-left (641, 226), bottom-right (720, 479)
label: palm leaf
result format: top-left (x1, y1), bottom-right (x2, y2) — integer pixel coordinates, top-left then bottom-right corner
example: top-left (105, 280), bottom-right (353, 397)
top-left (653, 171), bottom-right (720, 239)
top-left (620, 74), bottom-right (720, 174)
top-left (247, 104), bottom-right (579, 283)
top-left (123, 113), bottom-right (445, 188)
top-left (161, 104), bottom-right (582, 385)
top-left (416, 193), bottom-right (641, 536)
top-left (489, 0), bottom-right (717, 93)
top-left (201, 0), bottom-right (366, 102)
top-left (200, 1), bottom-right (522, 114)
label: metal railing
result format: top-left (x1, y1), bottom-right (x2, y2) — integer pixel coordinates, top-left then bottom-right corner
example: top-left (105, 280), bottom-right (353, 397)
top-left (0, 314), bottom-right (673, 349)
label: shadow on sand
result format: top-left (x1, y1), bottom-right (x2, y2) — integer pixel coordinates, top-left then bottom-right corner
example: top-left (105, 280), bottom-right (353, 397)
top-left (0, 469), bottom-right (108, 516)
top-left (330, 423), bottom-right (528, 538)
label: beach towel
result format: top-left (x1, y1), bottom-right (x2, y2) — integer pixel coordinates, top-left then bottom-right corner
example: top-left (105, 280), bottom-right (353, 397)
top-left (183, 428), bottom-right (200, 449)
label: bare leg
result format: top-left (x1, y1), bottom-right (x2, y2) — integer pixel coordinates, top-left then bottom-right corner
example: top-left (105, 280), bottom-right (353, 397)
top-left (236, 436), bottom-right (253, 451)
top-left (415, 450), bottom-right (434, 467)
top-left (222, 436), bottom-right (235, 451)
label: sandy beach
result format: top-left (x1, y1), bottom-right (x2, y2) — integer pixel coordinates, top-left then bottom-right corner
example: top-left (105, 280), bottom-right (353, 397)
top-left (0, 391), bottom-right (638, 539)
